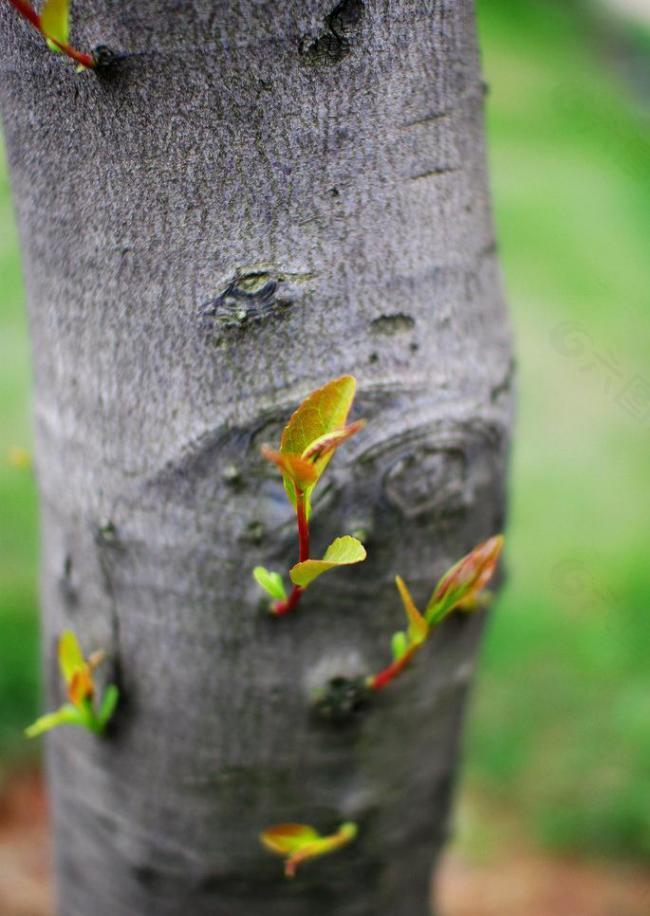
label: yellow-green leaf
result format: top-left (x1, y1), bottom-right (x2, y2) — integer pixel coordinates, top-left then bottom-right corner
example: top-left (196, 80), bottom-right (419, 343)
top-left (279, 376), bottom-right (359, 509)
top-left (289, 536), bottom-right (366, 588)
top-left (261, 822), bottom-right (358, 878)
top-left (41, 0), bottom-right (70, 49)
top-left (25, 704), bottom-right (81, 738)
top-left (58, 630), bottom-right (84, 685)
top-left (281, 375), bottom-right (357, 456)
top-left (260, 823), bottom-right (320, 856)
top-left (395, 575), bottom-right (428, 645)
top-left (253, 566), bottom-right (287, 602)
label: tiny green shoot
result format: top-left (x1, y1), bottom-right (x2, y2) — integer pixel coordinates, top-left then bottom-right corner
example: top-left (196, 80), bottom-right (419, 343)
top-left (261, 821), bottom-right (358, 877)
top-left (25, 630), bottom-right (119, 737)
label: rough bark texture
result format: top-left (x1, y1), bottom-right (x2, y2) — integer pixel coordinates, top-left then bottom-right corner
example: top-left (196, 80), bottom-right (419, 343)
top-left (0, 1), bottom-right (513, 914)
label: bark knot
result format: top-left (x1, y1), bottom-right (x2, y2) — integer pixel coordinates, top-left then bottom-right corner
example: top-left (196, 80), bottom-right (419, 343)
top-left (370, 313), bottom-right (416, 336)
top-left (300, 0), bottom-right (365, 65)
top-left (200, 270), bottom-right (295, 346)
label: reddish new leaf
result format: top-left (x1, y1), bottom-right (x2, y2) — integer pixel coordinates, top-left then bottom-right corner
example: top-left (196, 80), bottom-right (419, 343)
top-left (260, 445), bottom-right (318, 490)
top-left (426, 535), bottom-right (504, 624)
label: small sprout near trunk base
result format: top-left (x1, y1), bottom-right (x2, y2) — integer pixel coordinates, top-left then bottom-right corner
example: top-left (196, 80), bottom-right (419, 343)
top-left (261, 821), bottom-right (358, 877)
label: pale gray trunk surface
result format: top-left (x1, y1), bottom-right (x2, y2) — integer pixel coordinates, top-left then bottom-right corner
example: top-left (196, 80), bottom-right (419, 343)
top-left (0, 1), bottom-right (513, 913)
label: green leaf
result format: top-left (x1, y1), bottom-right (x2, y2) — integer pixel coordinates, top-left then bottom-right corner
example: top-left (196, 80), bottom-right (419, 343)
top-left (253, 566), bottom-right (287, 602)
top-left (96, 684), bottom-right (120, 731)
top-left (41, 0), bottom-right (70, 49)
top-left (25, 704), bottom-right (82, 738)
top-left (289, 536), bottom-right (366, 588)
top-left (391, 631), bottom-right (408, 661)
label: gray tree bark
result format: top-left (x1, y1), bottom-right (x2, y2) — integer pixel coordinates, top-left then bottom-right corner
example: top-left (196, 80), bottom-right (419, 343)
top-left (0, 1), bottom-right (513, 914)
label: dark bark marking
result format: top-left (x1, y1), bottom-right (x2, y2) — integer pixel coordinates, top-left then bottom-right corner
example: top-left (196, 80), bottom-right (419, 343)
top-left (409, 166), bottom-right (461, 181)
top-left (300, 0), bottom-right (365, 65)
top-left (93, 520), bottom-right (125, 714)
top-left (490, 357), bottom-right (516, 404)
top-left (92, 46), bottom-right (120, 72)
top-left (244, 520), bottom-right (266, 545)
top-left (132, 864), bottom-right (160, 889)
top-left (477, 239), bottom-right (499, 260)
top-left (95, 520), bottom-right (120, 547)
top-left (312, 676), bottom-right (370, 724)
top-left (400, 109), bottom-right (452, 130)
top-left (200, 270), bottom-right (298, 345)
top-left (59, 552), bottom-right (79, 609)
top-left (222, 465), bottom-right (244, 490)
top-left (370, 314), bottom-right (415, 336)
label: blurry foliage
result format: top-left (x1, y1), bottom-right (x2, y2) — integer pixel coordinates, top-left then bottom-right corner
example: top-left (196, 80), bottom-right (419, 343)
top-left (466, 0), bottom-right (650, 861)
top-left (0, 0), bottom-right (648, 859)
top-left (0, 163), bottom-right (39, 764)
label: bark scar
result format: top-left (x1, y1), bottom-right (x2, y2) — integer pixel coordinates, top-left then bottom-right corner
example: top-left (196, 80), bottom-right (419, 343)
top-left (94, 520), bottom-right (124, 691)
top-left (300, 0), bottom-right (365, 64)
top-left (200, 269), bottom-right (313, 345)
top-left (370, 314), bottom-right (415, 336)
top-left (410, 166), bottom-right (461, 181)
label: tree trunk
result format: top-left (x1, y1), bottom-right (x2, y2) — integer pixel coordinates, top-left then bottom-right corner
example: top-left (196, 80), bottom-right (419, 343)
top-left (0, 1), bottom-right (512, 913)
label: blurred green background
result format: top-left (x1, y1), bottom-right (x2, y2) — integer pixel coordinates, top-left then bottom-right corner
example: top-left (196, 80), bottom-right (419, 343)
top-left (1, 0), bottom-right (649, 868)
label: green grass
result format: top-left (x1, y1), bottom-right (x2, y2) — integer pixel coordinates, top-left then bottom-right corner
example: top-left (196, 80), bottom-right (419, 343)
top-left (0, 0), bottom-right (649, 859)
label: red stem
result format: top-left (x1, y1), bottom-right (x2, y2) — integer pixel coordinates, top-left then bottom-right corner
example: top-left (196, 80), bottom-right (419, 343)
top-left (48, 36), bottom-right (95, 69)
top-left (6, 0), bottom-right (96, 68)
top-left (271, 489), bottom-right (310, 617)
top-left (7, 0), bottom-right (40, 29)
top-left (368, 644), bottom-right (420, 692)
top-left (296, 490), bottom-right (310, 562)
